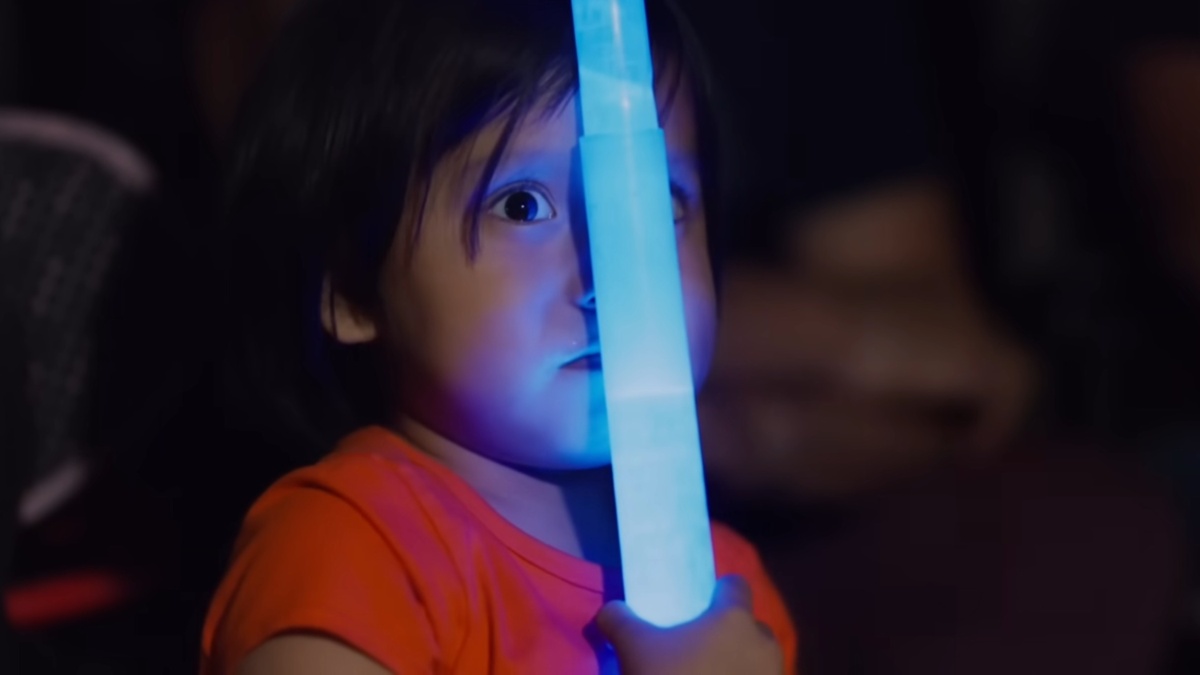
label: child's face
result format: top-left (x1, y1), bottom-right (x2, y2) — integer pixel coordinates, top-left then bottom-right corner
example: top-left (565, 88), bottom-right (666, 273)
top-left (336, 80), bottom-right (716, 470)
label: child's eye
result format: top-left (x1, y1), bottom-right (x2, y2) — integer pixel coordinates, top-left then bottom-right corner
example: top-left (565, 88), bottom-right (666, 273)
top-left (671, 192), bottom-right (685, 223)
top-left (670, 184), bottom-right (691, 224)
top-left (488, 187), bottom-right (556, 223)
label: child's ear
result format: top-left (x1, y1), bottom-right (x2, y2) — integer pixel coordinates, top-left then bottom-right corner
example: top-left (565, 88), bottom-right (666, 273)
top-left (320, 275), bottom-right (378, 345)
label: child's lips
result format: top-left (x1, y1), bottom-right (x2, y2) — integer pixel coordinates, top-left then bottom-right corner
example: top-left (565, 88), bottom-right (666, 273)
top-left (563, 349), bottom-right (602, 370)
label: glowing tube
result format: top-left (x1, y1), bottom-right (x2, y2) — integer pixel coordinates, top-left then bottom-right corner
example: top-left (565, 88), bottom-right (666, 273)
top-left (571, 0), bottom-right (715, 627)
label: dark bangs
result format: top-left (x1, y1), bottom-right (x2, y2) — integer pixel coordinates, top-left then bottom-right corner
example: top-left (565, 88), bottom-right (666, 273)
top-left (217, 0), bottom-right (722, 461)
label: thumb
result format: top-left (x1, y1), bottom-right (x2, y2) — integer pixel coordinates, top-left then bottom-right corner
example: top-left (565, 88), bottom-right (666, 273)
top-left (595, 600), bottom-right (646, 646)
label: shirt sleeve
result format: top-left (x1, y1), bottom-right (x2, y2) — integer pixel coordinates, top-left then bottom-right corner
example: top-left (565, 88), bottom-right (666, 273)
top-left (713, 524), bottom-right (801, 675)
top-left (202, 484), bottom-right (441, 675)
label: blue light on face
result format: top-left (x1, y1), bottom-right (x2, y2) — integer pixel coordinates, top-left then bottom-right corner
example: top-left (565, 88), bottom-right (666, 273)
top-left (571, 0), bottom-right (715, 628)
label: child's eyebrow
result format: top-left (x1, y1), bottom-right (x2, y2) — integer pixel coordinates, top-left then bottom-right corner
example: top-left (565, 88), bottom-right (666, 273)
top-left (460, 144), bottom-right (699, 192)
top-left (468, 149), bottom-right (571, 188)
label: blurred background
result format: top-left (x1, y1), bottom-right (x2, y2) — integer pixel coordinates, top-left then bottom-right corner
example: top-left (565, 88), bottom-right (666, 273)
top-left (2, 0), bottom-right (1199, 672)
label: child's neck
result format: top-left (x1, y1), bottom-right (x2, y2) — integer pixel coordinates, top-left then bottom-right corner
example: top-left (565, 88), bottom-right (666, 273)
top-left (396, 417), bottom-right (623, 569)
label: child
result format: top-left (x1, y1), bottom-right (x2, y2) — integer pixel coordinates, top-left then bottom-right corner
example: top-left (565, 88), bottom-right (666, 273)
top-left (201, 0), bottom-right (798, 672)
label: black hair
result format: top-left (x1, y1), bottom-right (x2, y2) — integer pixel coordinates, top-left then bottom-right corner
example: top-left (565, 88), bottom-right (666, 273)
top-left (216, 0), bottom-right (724, 462)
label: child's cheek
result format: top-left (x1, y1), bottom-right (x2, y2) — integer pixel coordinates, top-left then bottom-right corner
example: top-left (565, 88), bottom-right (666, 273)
top-left (684, 274), bottom-right (718, 386)
top-left (667, 228), bottom-right (716, 383)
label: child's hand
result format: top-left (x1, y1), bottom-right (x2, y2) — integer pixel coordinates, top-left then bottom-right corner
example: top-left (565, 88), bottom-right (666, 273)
top-left (597, 576), bottom-right (784, 675)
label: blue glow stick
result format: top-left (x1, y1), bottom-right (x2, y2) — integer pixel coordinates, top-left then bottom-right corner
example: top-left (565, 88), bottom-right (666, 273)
top-left (571, 0), bottom-right (715, 627)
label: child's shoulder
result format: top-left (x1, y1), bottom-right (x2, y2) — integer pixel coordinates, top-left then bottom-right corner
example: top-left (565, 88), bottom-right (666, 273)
top-left (238, 426), bottom-right (471, 567)
top-left (264, 426), bottom-right (447, 506)
top-left (247, 430), bottom-right (397, 511)
top-left (204, 427), bottom-right (469, 674)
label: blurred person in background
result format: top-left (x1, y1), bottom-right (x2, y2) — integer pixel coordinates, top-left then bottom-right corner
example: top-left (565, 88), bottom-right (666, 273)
top-left (986, 0), bottom-right (1200, 665)
top-left (703, 177), bottom-right (1034, 499)
top-left (685, 0), bottom-right (1036, 500)
top-left (703, 175), bottom-right (1182, 675)
top-left (691, 0), bottom-right (1187, 672)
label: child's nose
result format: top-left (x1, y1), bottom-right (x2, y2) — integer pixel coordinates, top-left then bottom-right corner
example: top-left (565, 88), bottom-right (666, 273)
top-left (577, 287), bottom-right (597, 311)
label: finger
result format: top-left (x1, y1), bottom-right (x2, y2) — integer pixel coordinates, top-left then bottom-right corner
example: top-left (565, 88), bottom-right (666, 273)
top-left (711, 575), bottom-right (753, 612)
top-left (595, 600), bottom-right (642, 644)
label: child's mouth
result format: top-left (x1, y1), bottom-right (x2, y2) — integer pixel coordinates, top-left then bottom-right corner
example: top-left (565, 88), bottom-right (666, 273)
top-left (563, 350), bottom-right (602, 370)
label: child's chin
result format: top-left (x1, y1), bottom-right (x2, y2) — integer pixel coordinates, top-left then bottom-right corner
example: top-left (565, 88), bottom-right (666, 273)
top-left (535, 446), bottom-right (613, 472)
top-left (484, 417), bottom-right (611, 471)
top-left (518, 433), bottom-right (613, 472)
top-left (536, 421), bottom-right (612, 470)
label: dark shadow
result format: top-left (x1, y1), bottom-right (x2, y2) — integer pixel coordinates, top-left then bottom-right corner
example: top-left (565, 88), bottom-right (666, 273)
top-left (0, 299), bottom-right (32, 674)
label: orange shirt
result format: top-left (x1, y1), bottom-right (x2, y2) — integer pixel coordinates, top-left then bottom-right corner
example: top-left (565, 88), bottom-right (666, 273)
top-left (202, 426), bottom-right (798, 674)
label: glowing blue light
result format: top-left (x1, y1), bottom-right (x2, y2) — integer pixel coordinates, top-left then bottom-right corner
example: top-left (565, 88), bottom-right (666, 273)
top-left (571, 0), bottom-right (715, 628)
